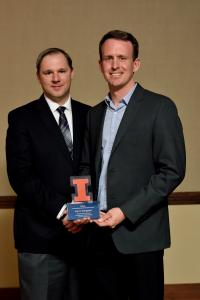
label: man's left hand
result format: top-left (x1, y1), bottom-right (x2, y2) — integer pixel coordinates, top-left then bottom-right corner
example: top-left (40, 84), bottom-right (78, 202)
top-left (94, 208), bottom-right (125, 229)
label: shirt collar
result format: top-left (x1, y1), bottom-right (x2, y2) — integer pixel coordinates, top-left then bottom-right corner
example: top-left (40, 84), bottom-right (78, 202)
top-left (105, 83), bottom-right (137, 108)
top-left (44, 95), bottom-right (72, 113)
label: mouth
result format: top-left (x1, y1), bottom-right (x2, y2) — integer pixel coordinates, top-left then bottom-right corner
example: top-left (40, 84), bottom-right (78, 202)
top-left (51, 85), bottom-right (63, 90)
top-left (110, 72), bottom-right (122, 77)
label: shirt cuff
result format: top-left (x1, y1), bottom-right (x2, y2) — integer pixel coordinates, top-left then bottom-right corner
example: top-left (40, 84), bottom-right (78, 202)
top-left (56, 204), bottom-right (67, 220)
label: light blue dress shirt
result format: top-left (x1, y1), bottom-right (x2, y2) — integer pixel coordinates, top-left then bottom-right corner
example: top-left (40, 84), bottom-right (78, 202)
top-left (98, 84), bottom-right (137, 210)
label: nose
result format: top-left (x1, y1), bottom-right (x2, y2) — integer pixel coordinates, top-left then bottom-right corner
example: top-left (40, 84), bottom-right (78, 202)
top-left (111, 57), bottom-right (119, 69)
top-left (52, 72), bottom-right (60, 82)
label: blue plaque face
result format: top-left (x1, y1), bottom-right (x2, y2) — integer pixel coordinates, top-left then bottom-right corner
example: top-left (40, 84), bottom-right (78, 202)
top-left (67, 176), bottom-right (100, 220)
top-left (67, 202), bottom-right (100, 220)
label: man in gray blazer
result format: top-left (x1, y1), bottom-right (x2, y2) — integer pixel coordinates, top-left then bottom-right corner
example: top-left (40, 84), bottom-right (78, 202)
top-left (80, 30), bottom-right (186, 300)
top-left (6, 48), bottom-right (90, 300)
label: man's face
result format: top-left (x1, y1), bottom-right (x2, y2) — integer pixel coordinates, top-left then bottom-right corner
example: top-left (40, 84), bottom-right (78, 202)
top-left (99, 39), bottom-right (140, 93)
top-left (37, 53), bottom-right (74, 104)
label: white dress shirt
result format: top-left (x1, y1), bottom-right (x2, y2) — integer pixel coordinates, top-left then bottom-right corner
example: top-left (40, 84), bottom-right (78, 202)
top-left (45, 95), bottom-right (73, 142)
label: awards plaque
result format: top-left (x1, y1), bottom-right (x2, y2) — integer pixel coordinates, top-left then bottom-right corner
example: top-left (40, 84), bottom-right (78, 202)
top-left (67, 176), bottom-right (100, 220)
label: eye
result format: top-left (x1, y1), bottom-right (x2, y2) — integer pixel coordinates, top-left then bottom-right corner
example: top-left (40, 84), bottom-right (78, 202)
top-left (103, 56), bottom-right (113, 61)
top-left (119, 56), bottom-right (127, 61)
top-left (43, 70), bottom-right (52, 75)
top-left (59, 69), bottom-right (67, 73)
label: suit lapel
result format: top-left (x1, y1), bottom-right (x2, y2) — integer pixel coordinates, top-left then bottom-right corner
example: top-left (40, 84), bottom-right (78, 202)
top-left (111, 84), bottom-right (144, 155)
top-left (36, 95), bottom-right (72, 161)
top-left (94, 102), bottom-right (107, 176)
top-left (71, 99), bottom-right (82, 162)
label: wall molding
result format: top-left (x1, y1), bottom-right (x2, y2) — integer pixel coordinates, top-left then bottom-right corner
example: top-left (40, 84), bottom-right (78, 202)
top-left (0, 196), bottom-right (16, 209)
top-left (0, 192), bottom-right (200, 209)
top-left (0, 284), bottom-right (200, 300)
top-left (168, 191), bottom-right (200, 205)
top-left (0, 288), bottom-right (20, 300)
top-left (164, 283), bottom-right (200, 300)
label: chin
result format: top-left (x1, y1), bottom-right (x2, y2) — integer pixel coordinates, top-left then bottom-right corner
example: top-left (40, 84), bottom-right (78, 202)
top-left (110, 82), bottom-right (123, 88)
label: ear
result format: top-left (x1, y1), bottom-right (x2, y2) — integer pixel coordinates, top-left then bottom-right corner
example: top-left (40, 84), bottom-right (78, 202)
top-left (133, 58), bottom-right (141, 73)
top-left (98, 59), bottom-right (103, 73)
top-left (36, 72), bottom-right (41, 83)
top-left (71, 68), bottom-right (75, 79)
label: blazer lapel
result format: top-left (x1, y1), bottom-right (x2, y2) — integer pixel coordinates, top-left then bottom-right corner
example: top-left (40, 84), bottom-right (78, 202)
top-left (94, 102), bottom-right (107, 177)
top-left (71, 100), bottom-right (82, 163)
top-left (36, 95), bottom-right (72, 161)
top-left (111, 84), bottom-right (144, 155)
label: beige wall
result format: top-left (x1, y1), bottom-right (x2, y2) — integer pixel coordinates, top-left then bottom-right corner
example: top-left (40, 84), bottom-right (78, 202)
top-left (0, 0), bottom-right (199, 287)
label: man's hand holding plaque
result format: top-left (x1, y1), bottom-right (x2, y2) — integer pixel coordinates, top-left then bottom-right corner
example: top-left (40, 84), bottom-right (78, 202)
top-left (67, 176), bottom-right (100, 220)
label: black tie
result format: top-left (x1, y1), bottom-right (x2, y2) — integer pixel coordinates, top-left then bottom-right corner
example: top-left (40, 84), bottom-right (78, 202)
top-left (57, 106), bottom-right (73, 158)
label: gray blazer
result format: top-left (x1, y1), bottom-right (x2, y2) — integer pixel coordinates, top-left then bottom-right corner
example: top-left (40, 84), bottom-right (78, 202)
top-left (80, 84), bottom-right (186, 254)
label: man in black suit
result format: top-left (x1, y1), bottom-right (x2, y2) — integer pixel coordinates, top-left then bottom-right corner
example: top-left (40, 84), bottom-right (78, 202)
top-left (6, 48), bottom-right (90, 300)
top-left (80, 30), bottom-right (186, 300)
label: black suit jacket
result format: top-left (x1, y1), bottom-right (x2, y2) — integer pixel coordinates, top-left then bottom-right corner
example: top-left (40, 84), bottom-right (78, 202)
top-left (6, 95), bottom-right (90, 254)
top-left (81, 84), bottom-right (186, 254)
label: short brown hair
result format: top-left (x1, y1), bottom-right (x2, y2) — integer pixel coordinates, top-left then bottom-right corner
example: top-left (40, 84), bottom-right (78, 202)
top-left (36, 48), bottom-right (73, 73)
top-left (99, 30), bottom-right (139, 61)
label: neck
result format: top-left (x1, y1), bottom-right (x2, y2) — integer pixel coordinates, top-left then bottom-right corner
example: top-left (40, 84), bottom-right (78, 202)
top-left (44, 93), bottom-right (70, 106)
top-left (109, 81), bottom-right (136, 106)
